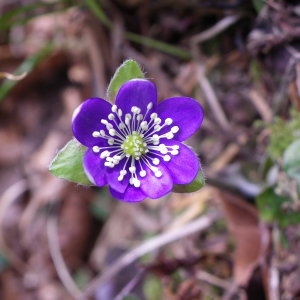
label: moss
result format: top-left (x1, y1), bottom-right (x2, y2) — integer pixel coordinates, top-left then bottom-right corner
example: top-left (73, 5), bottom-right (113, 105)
top-left (268, 110), bottom-right (300, 160)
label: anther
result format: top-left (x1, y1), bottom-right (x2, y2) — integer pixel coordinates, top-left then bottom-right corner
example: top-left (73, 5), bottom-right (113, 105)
top-left (92, 131), bottom-right (101, 137)
top-left (171, 149), bottom-right (179, 155)
top-left (129, 166), bottom-right (136, 173)
top-left (163, 155), bottom-right (171, 162)
top-left (140, 170), bottom-right (146, 177)
top-left (100, 150), bottom-right (110, 158)
top-left (152, 158), bottom-right (160, 165)
top-left (150, 113), bottom-right (158, 119)
top-left (164, 118), bottom-right (173, 125)
top-left (92, 146), bottom-right (100, 153)
top-left (171, 126), bottom-right (179, 133)
top-left (109, 129), bottom-right (116, 136)
top-left (147, 102), bottom-right (153, 110)
top-left (166, 132), bottom-right (174, 139)
top-left (154, 170), bottom-right (162, 177)
top-left (112, 105), bottom-right (117, 112)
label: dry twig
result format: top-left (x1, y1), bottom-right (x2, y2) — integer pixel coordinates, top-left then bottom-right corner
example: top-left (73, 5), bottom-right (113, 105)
top-left (196, 64), bottom-right (231, 131)
top-left (191, 15), bottom-right (242, 44)
top-left (81, 210), bottom-right (221, 299)
top-left (0, 180), bottom-right (28, 272)
top-left (47, 212), bottom-right (83, 299)
top-left (248, 89), bottom-right (272, 123)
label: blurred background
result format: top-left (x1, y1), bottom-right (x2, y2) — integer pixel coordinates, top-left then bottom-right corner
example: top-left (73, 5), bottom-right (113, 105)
top-left (1, 0), bottom-right (300, 299)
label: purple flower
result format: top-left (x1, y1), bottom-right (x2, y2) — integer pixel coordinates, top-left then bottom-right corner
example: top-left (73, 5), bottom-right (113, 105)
top-left (72, 79), bottom-right (204, 202)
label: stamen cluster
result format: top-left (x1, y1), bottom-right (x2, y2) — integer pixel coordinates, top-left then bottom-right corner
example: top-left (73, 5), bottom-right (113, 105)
top-left (91, 102), bottom-right (180, 188)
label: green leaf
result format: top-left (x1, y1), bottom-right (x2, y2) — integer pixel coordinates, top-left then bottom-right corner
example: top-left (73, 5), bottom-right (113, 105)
top-left (283, 139), bottom-right (300, 183)
top-left (0, 43), bottom-right (53, 101)
top-left (143, 275), bottom-right (163, 300)
top-left (256, 187), bottom-right (300, 227)
top-left (256, 187), bottom-right (288, 223)
top-left (106, 59), bottom-right (145, 101)
top-left (252, 0), bottom-right (264, 13)
top-left (49, 139), bottom-right (92, 185)
top-left (173, 168), bottom-right (205, 193)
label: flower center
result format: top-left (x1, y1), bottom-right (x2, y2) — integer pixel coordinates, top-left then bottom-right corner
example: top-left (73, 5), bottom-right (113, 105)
top-left (122, 133), bottom-right (147, 158)
top-left (91, 102), bottom-right (181, 187)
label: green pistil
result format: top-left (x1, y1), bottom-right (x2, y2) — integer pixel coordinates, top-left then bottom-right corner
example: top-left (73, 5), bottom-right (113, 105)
top-left (122, 133), bottom-right (147, 158)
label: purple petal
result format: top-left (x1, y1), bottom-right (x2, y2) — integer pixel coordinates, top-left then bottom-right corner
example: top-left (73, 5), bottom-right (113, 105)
top-left (83, 148), bottom-right (107, 187)
top-left (156, 97), bottom-right (204, 141)
top-left (139, 163), bottom-right (173, 199)
top-left (115, 79), bottom-right (157, 116)
top-left (162, 140), bottom-right (200, 184)
top-left (106, 159), bottom-right (129, 193)
top-left (110, 185), bottom-right (146, 202)
top-left (72, 98), bottom-right (112, 147)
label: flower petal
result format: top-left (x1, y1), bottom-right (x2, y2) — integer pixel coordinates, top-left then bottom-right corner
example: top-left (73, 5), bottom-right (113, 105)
top-left (83, 148), bottom-right (107, 187)
top-left (110, 185), bottom-right (146, 202)
top-left (162, 140), bottom-right (200, 184)
top-left (139, 163), bottom-right (173, 199)
top-left (106, 159), bottom-right (129, 193)
top-left (156, 97), bottom-right (204, 141)
top-left (115, 79), bottom-right (157, 116)
top-left (72, 98), bottom-right (112, 147)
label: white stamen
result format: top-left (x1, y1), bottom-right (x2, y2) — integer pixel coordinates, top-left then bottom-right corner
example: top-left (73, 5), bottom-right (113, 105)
top-left (109, 129), bottom-right (116, 136)
top-left (140, 170), bottom-right (146, 177)
top-left (129, 166), bottom-right (136, 173)
top-left (108, 113), bottom-right (115, 120)
top-left (154, 118), bottom-right (161, 125)
top-left (92, 131), bottom-right (101, 137)
top-left (100, 150), bottom-right (110, 158)
top-left (152, 158), bottom-right (160, 165)
top-left (147, 102), bottom-right (153, 110)
top-left (165, 118), bottom-right (173, 125)
top-left (166, 132), bottom-right (174, 139)
top-left (106, 123), bottom-right (113, 130)
top-left (150, 112), bottom-right (157, 119)
top-left (171, 126), bottom-right (179, 133)
top-left (112, 105), bottom-right (117, 112)
top-left (171, 149), bottom-right (179, 155)
top-left (155, 170), bottom-right (162, 177)
top-left (92, 146), bottom-right (100, 153)
top-left (163, 155), bottom-right (171, 162)
top-left (133, 178), bottom-right (141, 187)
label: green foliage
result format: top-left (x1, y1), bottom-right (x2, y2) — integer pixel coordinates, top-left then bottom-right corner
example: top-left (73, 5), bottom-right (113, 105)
top-left (267, 110), bottom-right (300, 160)
top-left (173, 168), bottom-right (205, 193)
top-left (250, 59), bottom-right (263, 82)
top-left (0, 0), bottom-right (74, 31)
top-left (143, 274), bottom-right (163, 300)
top-left (256, 187), bottom-right (300, 228)
top-left (49, 139), bottom-right (92, 185)
top-left (0, 253), bottom-right (8, 272)
top-left (252, 0), bottom-right (265, 13)
top-left (85, 0), bottom-right (191, 60)
top-left (0, 44), bottom-right (53, 101)
top-left (106, 59), bottom-right (145, 101)
top-left (123, 296), bottom-right (139, 300)
top-left (283, 139), bottom-right (300, 184)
